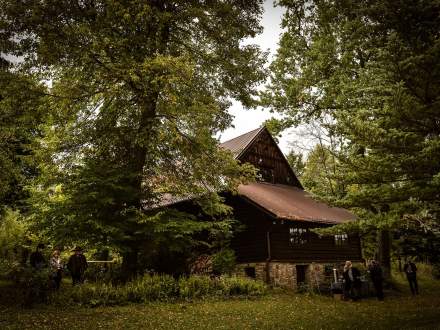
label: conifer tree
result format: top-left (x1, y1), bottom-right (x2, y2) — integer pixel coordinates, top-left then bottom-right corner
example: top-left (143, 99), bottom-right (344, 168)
top-left (266, 0), bottom-right (440, 275)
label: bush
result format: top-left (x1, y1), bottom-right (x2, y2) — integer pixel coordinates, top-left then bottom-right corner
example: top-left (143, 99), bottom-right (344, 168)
top-left (0, 209), bottom-right (29, 281)
top-left (51, 274), bottom-right (267, 306)
top-left (432, 263), bottom-right (440, 279)
top-left (211, 249), bottom-right (236, 275)
top-left (179, 275), bottom-right (215, 299)
top-left (218, 276), bottom-right (267, 296)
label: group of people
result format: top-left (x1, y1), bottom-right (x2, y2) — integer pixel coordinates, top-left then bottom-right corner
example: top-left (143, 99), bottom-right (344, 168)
top-left (29, 244), bottom-right (88, 289)
top-left (342, 259), bottom-right (419, 301)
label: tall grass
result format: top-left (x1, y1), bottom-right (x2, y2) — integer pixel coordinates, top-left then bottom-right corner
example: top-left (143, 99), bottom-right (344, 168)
top-left (51, 275), bottom-right (267, 306)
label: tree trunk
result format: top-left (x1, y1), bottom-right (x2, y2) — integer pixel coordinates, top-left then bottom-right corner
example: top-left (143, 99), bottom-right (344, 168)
top-left (121, 248), bottom-right (139, 281)
top-left (120, 11), bottom-right (170, 279)
top-left (378, 229), bottom-right (391, 280)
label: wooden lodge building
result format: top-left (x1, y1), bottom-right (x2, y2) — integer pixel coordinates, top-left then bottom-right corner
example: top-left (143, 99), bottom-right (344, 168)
top-left (167, 127), bottom-right (361, 289)
top-left (219, 127), bottom-right (361, 289)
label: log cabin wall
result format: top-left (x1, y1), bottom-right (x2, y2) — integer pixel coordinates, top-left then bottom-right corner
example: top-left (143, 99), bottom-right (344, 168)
top-left (269, 221), bottom-right (362, 263)
top-left (228, 195), bottom-right (362, 263)
top-left (227, 195), bottom-right (271, 262)
top-left (238, 129), bottom-right (302, 188)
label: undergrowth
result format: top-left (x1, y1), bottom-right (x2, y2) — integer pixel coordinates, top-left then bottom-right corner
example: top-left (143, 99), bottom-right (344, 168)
top-left (49, 275), bottom-right (267, 306)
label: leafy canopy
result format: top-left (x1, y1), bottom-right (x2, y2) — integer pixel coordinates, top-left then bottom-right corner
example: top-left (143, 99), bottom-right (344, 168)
top-left (1, 1), bottom-right (266, 257)
top-left (265, 0), bottom-right (440, 237)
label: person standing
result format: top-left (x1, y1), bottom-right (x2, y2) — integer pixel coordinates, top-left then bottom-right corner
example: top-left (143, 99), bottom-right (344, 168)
top-left (368, 260), bottom-right (384, 301)
top-left (404, 260), bottom-right (419, 295)
top-left (343, 261), bottom-right (362, 301)
top-left (50, 249), bottom-right (63, 290)
top-left (30, 243), bottom-right (46, 269)
top-left (67, 247), bottom-right (88, 285)
top-left (27, 243), bottom-right (47, 306)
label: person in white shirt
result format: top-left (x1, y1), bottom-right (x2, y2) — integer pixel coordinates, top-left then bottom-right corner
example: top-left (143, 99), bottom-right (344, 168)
top-left (50, 249), bottom-right (63, 290)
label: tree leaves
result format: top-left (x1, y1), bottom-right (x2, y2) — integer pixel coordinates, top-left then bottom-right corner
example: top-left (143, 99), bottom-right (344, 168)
top-left (267, 0), bottom-right (440, 235)
top-left (1, 1), bottom-right (266, 265)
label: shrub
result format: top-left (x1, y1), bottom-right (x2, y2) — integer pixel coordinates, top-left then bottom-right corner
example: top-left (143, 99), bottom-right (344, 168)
top-left (219, 276), bottom-right (267, 296)
top-left (51, 274), bottom-right (267, 306)
top-left (178, 275), bottom-right (215, 299)
top-left (432, 263), bottom-right (440, 279)
top-left (211, 249), bottom-right (236, 275)
top-left (0, 209), bottom-right (29, 281)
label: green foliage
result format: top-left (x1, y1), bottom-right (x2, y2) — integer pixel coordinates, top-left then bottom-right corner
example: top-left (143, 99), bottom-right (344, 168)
top-left (211, 249), bottom-right (236, 275)
top-left (265, 0), bottom-right (440, 261)
top-left (301, 144), bottom-right (346, 200)
top-left (1, 1), bottom-right (266, 272)
top-left (50, 275), bottom-right (267, 306)
top-left (0, 69), bottom-right (47, 209)
top-left (285, 150), bottom-right (305, 178)
top-left (0, 208), bottom-right (33, 281)
top-left (432, 263), bottom-right (440, 280)
top-left (0, 209), bottom-right (27, 254)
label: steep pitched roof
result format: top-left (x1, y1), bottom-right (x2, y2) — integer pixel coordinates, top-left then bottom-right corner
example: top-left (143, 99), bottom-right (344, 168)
top-left (220, 126), bottom-right (265, 158)
top-left (238, 182), bottom-right (356, 224)
top-left (221, 126), bottom-right (303, 189)
top-left (154, 128), bottom-right (356, 225)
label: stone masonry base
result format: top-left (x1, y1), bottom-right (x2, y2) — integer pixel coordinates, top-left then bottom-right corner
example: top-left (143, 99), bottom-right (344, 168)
top-left (235, 261), bottom-right (339, 290)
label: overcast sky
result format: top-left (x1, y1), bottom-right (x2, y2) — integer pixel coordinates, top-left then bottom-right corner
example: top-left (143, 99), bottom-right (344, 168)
top-left (218, 0), bottom-right (296, 154)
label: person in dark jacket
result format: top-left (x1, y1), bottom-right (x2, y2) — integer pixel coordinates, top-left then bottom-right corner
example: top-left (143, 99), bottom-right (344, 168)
top-left (67, 247), bottom-right (88, 285)
top-left (368, 260), bottom-right (384, 300)
top-left (404, 260), bottom-right (419, 295)
top-left (343, 261), bottom-right (362, 301)
top-left (30, 243), bottom-right (46, 269)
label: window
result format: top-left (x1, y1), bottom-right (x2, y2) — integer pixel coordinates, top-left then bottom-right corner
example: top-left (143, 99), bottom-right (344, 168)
top-left (289, 227), bottom-right (308, 245)
top-left (244, 267), bottom-right (256, 279)
top-left (296, 265), bottom-right (308, 284)
top-left (258, 166), bottom-right (275, 183)
top-left (334, 234), bottom-right (348, 246)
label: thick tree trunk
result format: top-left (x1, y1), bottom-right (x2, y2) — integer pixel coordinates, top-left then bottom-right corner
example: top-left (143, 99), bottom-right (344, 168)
top-left (120, 10), bottom-right (170, 278)
top-left (120, 92), bottom-right (160, 279)
top-left (378, 229), bottom-right (391, 280)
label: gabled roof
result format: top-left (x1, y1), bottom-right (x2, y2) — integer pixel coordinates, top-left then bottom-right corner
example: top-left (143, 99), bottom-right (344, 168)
top-left (220, 126), bottom-right (265, 158)
top-left (221, 126), bottom-right (303, 189)
top-left (154, 128), bottom-right (356, 225)
top-left (238, 182), bottom-right (356, 224)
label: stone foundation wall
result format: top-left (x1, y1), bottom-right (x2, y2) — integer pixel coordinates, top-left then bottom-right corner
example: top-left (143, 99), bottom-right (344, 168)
top-left (233, 262), bottom-right (267, 282)
top-left (268, 262), bottom-right (296, 288)
top-left (235, 261), bottom-right (335, 290)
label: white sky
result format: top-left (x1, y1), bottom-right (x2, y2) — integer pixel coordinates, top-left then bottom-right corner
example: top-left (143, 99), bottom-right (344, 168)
top-left (218, 0), bottom-right (299, 154)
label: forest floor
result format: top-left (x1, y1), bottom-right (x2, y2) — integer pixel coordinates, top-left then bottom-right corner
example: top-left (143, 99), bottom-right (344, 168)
top-left (1, 272), bottom-right (440, 330)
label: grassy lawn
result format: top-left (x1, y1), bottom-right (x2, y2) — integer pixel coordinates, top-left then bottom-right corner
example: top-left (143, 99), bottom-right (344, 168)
top-left (1, 273), bottom-right (439, 330)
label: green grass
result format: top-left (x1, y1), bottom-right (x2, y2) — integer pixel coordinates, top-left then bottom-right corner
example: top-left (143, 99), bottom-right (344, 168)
top-left (1, 273), bottom-right (440, 330)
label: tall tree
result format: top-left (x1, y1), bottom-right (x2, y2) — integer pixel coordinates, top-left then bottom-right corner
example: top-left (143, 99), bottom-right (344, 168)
top-left (300, 144), bottom-right (345, 200)
top-left (0, 58), bottom-right (46, 211)
top-left (1, 0), bottom-right (266, 276)
top-left (265, 0), bottom-right (440, 275)
top-left (285, 149), bottom-right (305, 178)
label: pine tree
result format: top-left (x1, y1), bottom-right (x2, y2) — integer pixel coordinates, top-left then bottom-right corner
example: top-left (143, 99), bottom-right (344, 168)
top-left (265, 0), bottom-right (440, 275)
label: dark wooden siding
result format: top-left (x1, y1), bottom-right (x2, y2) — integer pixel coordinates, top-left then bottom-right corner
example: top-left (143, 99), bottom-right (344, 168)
top-left (227, 195), bottom-right (271, 262)
top-left (239, 129), bottom-right (301, 187)
top-left (269, 222), bottom-right (362, 263)
top-left (228, 195), bottom-right (362, 263)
